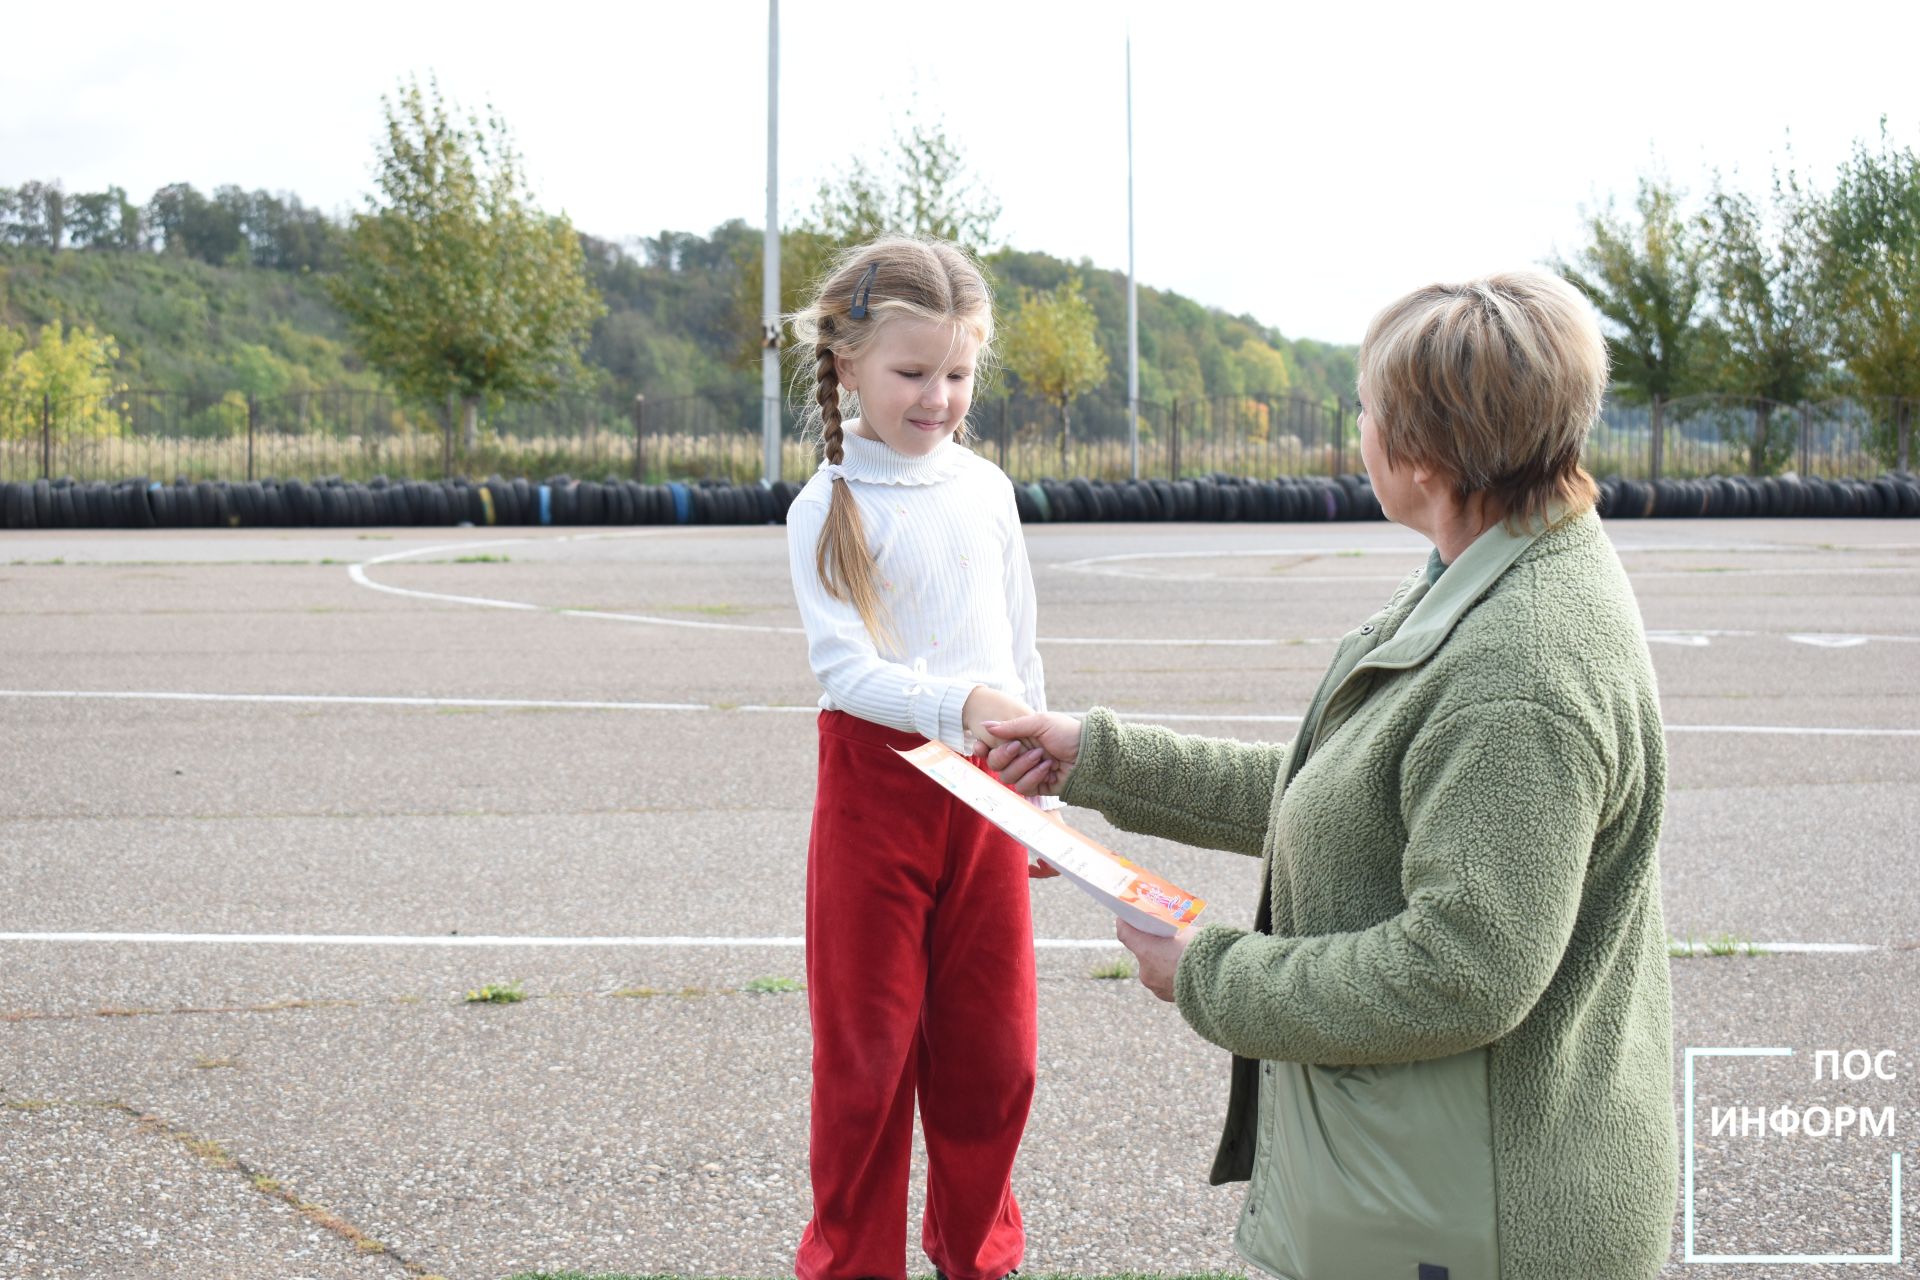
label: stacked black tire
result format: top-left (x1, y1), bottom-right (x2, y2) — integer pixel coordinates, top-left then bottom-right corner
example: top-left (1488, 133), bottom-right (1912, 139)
top-left (1595, 473), bottom-right (1920, 519)
top-left (5, 470), bottom-right (1917, 531)
top-left (1014, 474), bottom-right (1384, 523)
top-left (0, 475), bottom-right (809, 531)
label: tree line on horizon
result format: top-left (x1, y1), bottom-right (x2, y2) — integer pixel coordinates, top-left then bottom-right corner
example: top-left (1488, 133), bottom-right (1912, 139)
top-left (0, 85), bottom-right (1355, 457)
top-left (7, 88), bottom-right (1915, 473)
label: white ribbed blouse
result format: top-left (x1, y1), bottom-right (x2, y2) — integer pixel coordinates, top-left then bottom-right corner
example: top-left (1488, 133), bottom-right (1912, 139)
top-left (785, 429), bottom-right (1048, 757)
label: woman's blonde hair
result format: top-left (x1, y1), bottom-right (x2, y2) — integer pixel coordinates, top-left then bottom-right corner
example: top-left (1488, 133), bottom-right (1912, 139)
top-left (1357, 270), bottom-right (1606, 530)
top-left (786, 235), bottom-right (995, 653)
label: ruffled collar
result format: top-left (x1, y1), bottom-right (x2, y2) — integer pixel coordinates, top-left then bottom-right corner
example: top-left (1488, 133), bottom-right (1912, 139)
top-left (822, 427), bottom-right (972, 487)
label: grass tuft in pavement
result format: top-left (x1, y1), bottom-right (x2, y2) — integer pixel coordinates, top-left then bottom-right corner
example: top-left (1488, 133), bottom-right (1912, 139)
top-left (1669, 933), bottom-right (1766, 959)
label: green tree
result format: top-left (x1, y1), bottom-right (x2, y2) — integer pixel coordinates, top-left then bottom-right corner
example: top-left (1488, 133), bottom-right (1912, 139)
top-left (330, 76), bottom-right (604, 449)
top-left (1812, 118), bottom-right (1920, 469)
top-left (1556, 177), bottom-right (1710, 472)
top-left (1700, 171), bottom-right (1830, 474)
top-left (741, 112), bottom-right (1001, 369)
top-left (809, 109), bottom-right (1001, 250)
top-left (1001, 274), bottom-right (1110, 463)
top-left (148, 183), bottom-right (246, 264)
top-left (67, 187), bottom-right (145, 251)
top-left (0, 182), bottom-right (68, 248)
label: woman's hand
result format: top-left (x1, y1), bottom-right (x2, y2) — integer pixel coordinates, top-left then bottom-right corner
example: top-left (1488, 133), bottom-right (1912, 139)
top-left (983, 712), bottom-right (1082, 797)
top-left (1117, 920), bottom-right (1193, 1003)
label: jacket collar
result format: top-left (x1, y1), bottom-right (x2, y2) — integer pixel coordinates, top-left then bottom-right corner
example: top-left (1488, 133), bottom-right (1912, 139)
top-left (1358, 505), bottom-right (1589, 672)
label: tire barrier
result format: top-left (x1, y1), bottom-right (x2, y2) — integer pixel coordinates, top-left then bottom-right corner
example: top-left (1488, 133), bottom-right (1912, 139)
top-left (1019, 474), bottom-right (1386, 523)
top-left (3, 471), bottom-right (1915, 531)
top-left (1594, 473), bottom-right (1920, 520)
top-left (0, 475), bottom-right (809, 531)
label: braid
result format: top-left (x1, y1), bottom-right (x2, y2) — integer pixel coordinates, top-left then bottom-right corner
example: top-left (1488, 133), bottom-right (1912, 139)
top-left (815, 332), bottom-right (844, 465)
top-left (811, 319), bottom-right (897, 653)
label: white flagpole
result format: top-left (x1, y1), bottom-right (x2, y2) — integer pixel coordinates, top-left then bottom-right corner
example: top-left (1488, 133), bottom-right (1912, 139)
top-left (761, 0), bottom-right (782, 486)
top-left (1126, 27), bottom-right (1140, 482)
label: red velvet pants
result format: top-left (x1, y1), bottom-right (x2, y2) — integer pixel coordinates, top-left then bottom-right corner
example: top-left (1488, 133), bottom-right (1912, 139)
top-left (795, 711), bottom-right (1037, 1280)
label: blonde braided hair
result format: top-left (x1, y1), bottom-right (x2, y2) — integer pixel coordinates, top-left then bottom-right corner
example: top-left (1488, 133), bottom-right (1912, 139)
top-left (786, 236), bottom-right (995, 654)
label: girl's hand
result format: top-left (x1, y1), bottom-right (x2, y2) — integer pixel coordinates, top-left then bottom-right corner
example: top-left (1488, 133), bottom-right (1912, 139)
top-left (983, 712), bottom-right (1082, 797)
top-left (962, 686), bottom-right (1033, 750)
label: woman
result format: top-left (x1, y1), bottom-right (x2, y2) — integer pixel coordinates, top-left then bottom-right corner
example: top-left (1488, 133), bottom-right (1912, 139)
top-left (986, 272), bottom-right (1678, 1279)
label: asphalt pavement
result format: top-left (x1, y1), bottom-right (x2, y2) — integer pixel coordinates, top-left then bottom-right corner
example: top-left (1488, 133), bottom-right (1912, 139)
top-left (2, 518), bottom-right (1917, 1279)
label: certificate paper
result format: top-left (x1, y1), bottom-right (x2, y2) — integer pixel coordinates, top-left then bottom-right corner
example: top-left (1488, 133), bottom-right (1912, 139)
top-left (894, 741), bottom-right (1207, 936)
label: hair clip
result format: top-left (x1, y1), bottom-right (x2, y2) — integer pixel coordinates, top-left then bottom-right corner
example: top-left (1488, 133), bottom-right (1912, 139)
top-left (849, 263), bottom-right (879, 319)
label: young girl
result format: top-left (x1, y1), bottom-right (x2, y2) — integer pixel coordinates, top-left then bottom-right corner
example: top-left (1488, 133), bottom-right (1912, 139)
top-left (784, 235), bottom-right (1052, 1280)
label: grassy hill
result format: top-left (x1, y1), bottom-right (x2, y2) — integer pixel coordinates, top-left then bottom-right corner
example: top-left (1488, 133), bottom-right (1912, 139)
top-left (0, 247), bottom-right (376, 400)
top-left (1, 234), bottom-right (1356, 413)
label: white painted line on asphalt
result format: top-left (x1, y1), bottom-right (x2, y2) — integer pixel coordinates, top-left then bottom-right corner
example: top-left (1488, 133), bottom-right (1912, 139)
top-left (1663, 724), bottom-right (1920, 738)
top-left (0, 931), bottom-right (1122, 950)
top-left (1629, 567), bottom-right (1915, 579)
top-left (9, 689), bottom-right (1919, 736)
top-left (1735, 942), bottom-right (1884, 954)
top-left (0, 932), bottom-right (1892, 954)
top-left (1051, 545), bottom-right (1920, 584)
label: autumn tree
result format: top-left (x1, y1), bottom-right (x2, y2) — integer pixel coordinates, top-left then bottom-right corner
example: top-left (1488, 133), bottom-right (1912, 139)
top-left (331, 76), bottom-right (603, 449)
top-left (1001, 274), bottom-right (1110, 464)
top-left (0, 321), bottom-right (125, 438)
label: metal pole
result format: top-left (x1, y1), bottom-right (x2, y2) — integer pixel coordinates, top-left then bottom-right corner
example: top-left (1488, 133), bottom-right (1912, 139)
top-left (41, 392), bottom-right (51, 480)
top-left (1125, 28), bottom-right (1139, 482)
top-left (1333, 398), bottom-right (1345, 476)
top-left (247, 394), bottom-right (257, 483)
top-left (632, 394), bottom-right (646, 483)
top-left (1650, 394), bottom-right (1665, 483)
top-left (1900, 398), bottom-right (1911, 474)
top-left (1169, 398), bottom-right (1180, 479)
top-left (760, 0), bottom-right (782, 487)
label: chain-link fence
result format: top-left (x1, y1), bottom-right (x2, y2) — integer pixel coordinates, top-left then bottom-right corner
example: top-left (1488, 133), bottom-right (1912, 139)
top-left (2, 386), bottom-right (1907, 486)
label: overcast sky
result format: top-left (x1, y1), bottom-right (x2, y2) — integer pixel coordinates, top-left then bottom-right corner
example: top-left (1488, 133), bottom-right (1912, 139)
top-left (7, 0), bottom-right (1919, 344)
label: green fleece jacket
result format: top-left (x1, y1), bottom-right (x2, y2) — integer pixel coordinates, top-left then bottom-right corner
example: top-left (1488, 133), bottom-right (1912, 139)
top-left (1063, 509), bottom-right (1678, 1279)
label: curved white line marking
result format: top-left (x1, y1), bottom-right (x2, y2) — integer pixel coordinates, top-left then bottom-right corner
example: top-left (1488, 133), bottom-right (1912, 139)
top-left (350, 534), bottom-right (810, 635)
top-left (347, 536), bottom-right (1920, 650)
top-left (348, 534), bottom-right (1293, 647)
